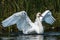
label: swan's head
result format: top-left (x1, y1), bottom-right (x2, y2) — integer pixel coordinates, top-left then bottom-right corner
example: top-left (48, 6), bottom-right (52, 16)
top-left (36, 12), bottom-right (41, 18)
top-left (22, 11), bottom-right (27, 15)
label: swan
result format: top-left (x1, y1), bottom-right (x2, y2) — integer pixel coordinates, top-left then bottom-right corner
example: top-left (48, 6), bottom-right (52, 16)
top-left (1, 10), bottom-right (55, 34)
top-left (24, 12), bottom-right (44, 34)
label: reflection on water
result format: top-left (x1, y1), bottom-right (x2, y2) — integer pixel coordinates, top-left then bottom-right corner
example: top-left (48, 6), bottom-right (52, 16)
top-left (17, 35), bottom-right (43, 40)
top-left (0, 35), bottom-right (60, 40)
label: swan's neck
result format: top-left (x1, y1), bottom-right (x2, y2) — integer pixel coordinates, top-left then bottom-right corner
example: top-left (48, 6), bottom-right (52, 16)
top-left (36, 17), bottom-right (43, 27)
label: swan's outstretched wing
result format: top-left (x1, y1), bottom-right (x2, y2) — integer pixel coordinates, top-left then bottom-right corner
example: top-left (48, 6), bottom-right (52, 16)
top-left (1, 11), bottom-right (32, 33)
top-left (41, 10), bottom-right (56, 25)
top-left (16, 12), bottom-right (33, 33)
top-left (2, 11), bottom-right (25, 27)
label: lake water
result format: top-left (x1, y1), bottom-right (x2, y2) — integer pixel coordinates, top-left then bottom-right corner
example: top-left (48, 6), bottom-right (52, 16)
top-left (0, 32), bottom-right (60, 40)
top-left (0, 35), bottom-right (60, 40)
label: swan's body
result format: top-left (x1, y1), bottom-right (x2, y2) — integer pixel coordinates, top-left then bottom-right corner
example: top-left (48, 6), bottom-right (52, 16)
top-left (1, 10), bottom-right (55, 34)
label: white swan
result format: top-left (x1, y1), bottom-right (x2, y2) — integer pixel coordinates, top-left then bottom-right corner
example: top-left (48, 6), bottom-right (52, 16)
top-left (1, 10), bottom-right (55, 34)
top-left (24, 12), bottom-right (44, 34)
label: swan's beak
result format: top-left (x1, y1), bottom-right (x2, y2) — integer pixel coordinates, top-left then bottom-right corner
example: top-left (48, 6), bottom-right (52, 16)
top-left (38, 13), bottom-right (41, 18)
top-left (37, 12), bottom-right (41, 18)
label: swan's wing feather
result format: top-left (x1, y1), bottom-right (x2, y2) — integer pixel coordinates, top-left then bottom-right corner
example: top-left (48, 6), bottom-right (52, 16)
top-left (41, 10), bottom-right (56, 25)
top-left (2, 11), bottom-right (32, 32)
top-left (16, 14), bottom-right (32, 32)
top-left (1, 11), bottom-right (23, 27)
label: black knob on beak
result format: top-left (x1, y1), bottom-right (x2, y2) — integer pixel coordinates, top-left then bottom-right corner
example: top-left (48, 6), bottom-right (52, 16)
top-left (24, 13), bottom-right (26, 15)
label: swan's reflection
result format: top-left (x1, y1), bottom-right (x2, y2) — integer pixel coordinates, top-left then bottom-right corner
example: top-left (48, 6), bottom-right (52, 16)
top-left (0, 35), bottom-right (58, 40)
top-left (17, 35), bottom-right (44, 40)
top-left (16, 35), bottom-right (58, 40)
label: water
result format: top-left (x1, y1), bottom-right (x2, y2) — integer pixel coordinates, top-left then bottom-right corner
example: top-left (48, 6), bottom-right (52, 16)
top-left (17, 35), bottom-right (43, 40)
top-left (0, 35), bottom-right (60, 40)
top-left (0, 32), bottom-right (60, 40)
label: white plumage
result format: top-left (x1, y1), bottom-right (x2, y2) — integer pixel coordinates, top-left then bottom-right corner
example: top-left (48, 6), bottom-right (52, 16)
top-left (1, 10), bottom-right (55, 34)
